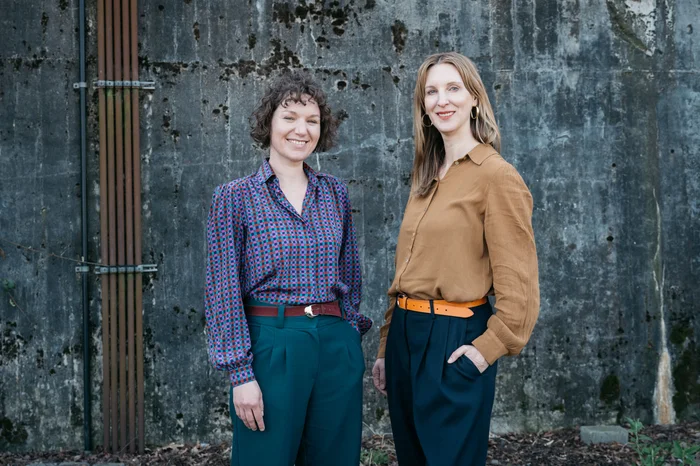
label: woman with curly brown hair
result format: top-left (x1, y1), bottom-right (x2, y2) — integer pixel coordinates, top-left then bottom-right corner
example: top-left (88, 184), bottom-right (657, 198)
top-left (372, 52), bottom-right (540, 466)
top-left (204, 70), bottom-right (371, 466)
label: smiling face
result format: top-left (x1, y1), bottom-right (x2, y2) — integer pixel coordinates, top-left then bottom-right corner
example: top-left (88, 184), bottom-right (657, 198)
top-left (268, 96), bottom-right (321, 164)
top-left (423, 63), bottom-right (477, 138)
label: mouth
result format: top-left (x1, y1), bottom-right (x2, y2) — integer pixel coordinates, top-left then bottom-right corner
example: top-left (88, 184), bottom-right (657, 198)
top-left (287, 138), bottom-right (308, 147)
top-left (435, 111), bottom-right (455, 119)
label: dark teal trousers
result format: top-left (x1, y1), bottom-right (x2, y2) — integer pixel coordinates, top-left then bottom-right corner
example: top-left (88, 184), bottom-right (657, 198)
top-left (385, 301), bottom-right (498, 466)
top-left (229, 308), bottom-right (365, 466)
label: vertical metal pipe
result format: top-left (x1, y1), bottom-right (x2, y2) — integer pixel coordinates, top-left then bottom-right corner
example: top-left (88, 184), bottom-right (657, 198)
top-left (121, 0), bottom-right (136, 452)
top-left (105, 0), bottom-right (118, 452)
top-left (97, 0), bottom-right (110, 451)
top-left (130, 0), bottom-right (144, 452)
top-left (78, 0), bottom-right (91, 452)
top-left (113, 0), bottom-right (127, 451)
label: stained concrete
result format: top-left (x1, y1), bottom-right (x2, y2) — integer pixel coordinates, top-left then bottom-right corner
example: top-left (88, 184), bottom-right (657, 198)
top-left (580, 425), bottom-right (628, 445)
top-left (1, 0), bottom-right (699, 452)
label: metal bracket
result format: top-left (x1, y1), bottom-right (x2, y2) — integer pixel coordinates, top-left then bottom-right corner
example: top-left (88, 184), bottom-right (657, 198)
top-left (73, 82), bottom-right (88, 90)
top-left (137, 81), bottom-right (156, 90)
top-left (93, 80), bottom-right (155, 90)
top-left (95, 264), bottom-right (158, 275)
top-left (75, 264), bottom-right (158, 274)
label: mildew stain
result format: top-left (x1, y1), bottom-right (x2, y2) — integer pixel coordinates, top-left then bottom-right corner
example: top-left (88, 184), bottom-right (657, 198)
top-left (652, 189), bottom-right (676, 425)
top-left (391, 20), bottom-right (407, 54)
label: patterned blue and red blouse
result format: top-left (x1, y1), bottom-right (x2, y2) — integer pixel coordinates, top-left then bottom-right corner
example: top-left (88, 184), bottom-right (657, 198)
top-left (205, 159), bottom-right (372, 386)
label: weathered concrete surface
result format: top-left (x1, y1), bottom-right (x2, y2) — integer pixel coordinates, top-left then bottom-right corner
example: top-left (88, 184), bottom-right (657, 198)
top-left (580, 425), bottom-right (628, 445)
top-left (27, 463), bottom-right (124, 466)
top-left (1, 0), bottom-right (699, 452)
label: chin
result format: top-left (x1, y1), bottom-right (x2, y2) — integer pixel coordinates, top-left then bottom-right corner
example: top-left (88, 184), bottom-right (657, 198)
top-left (285, 152), bottom-right (313, 163)
top-left (437, 121), bottom-right (468, 135)
top-left (434, 124), bottom-right (457, 134)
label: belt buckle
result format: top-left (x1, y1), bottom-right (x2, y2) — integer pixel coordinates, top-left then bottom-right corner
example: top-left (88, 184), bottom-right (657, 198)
top-left (304, 305), bottom-right (317, 319)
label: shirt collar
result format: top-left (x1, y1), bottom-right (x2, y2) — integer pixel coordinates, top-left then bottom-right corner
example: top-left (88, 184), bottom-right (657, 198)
top-left (431, 143), bottom-right (499, 181)
top-left (466, 143), bottom-right (498, 166)
top-left (305, 162), bottom-right (321, 188)
top-left (254, 158), bottom-right (323, 187)
top-left (254, 158), bottom-right (276, 184)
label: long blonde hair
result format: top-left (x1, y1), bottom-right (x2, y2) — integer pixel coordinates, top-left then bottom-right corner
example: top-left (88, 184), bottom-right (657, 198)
top-left (411, 52), bottom-right (501, 196)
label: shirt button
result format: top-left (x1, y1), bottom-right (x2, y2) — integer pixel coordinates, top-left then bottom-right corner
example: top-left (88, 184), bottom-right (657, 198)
top-left (405, 258), bottom-right (409, 263)
top-left (454, 161), bottom-right (460, 166)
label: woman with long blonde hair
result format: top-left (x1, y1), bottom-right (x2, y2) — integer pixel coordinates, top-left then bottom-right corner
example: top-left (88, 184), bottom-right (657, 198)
top-left (372, 52), bottom-right (540, 465)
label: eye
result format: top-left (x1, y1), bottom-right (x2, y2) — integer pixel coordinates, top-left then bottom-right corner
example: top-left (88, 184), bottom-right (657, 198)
top-left (426, 89), bottom-right (437, 96)
top-left (449, 85), bottom-right (460, 91)
top-left (308, 119), bottom-right (319, 125)
top-left (283, 116), bottom-right (294, 121)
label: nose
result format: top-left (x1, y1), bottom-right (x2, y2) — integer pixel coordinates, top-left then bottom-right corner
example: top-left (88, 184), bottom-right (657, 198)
top-left (294, 120), bottom-right (308, 136)
top-left (437, 90), bottom-right (449, 107)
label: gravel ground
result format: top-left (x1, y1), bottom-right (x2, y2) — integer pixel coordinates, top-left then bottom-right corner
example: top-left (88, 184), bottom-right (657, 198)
top-left (1, 422), bottom-right (698, 465)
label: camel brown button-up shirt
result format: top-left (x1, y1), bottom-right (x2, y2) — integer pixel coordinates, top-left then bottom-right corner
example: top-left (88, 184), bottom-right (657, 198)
top-left (377, 144), bottom-right (539, 365)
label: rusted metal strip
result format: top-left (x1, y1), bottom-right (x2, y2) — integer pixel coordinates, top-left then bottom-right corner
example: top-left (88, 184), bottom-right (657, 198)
top-left (121, 0), bottom-right (136, 452)
top-left (105, 0), bottom-right (118, 453)
top-left (130, 0), bottom-right (145, 452)
top-left (97, 0), bottom-right (110, 451)
top-left (113, 0), bottom-right (128, 452)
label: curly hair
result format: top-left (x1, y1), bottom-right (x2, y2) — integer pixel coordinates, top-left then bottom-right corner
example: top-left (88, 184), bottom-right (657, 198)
top-left (250, 71), bottom-right (339, 152)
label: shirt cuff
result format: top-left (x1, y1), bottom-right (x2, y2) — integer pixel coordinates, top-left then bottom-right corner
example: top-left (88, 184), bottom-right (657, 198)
top-left (471, 328), bottom-right (509, 365)
top-left (229, 362), bottom-right (256, 387)
top-left (346, 311), bottom-right (373, 335)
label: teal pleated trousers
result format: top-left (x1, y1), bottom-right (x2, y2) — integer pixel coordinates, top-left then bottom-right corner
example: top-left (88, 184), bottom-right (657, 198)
top-left (229, 311), bottom-right (365, 466)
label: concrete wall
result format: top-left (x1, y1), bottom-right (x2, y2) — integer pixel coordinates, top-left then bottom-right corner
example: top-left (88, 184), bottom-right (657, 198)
top-left (1, 0), bottom-right (698, 452)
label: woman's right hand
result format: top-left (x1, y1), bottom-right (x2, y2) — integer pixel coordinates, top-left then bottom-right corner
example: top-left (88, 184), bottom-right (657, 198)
top-left (372, 358), bottom-right (387, 396)
top-left (233, 380), bottom-right (265, 431)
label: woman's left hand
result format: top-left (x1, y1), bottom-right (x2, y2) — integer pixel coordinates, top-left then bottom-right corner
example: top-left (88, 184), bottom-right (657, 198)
top-left (447, 345), bottom-right (489, 373)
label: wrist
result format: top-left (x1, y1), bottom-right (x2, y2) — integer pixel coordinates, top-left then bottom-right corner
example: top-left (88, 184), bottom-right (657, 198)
top-left (467, 346), bottom-right (489, 371)
top-left (230, 364), bottom-right (256, 387)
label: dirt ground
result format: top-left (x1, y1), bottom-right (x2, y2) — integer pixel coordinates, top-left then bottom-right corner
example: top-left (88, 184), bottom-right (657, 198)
top-left (1, 422), bottom-right (698, 465)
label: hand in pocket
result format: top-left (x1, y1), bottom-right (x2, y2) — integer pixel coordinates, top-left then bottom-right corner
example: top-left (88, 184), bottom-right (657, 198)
top-left (447, 344), bottom-right (488, 373)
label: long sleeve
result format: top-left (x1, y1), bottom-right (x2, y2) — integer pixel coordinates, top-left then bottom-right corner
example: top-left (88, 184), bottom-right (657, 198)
top-left (376, 298), bottom-right (395, 358)
top-left (336, 183), bottom-right (372, 335)
top-left (204, 183), bottom-right (255, 387)
top-left (471, 164), bottom-right (540, 364)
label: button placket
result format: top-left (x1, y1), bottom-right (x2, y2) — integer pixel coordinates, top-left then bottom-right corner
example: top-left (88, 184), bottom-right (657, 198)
top-left (270, 179), bottom-right (309, 222)
top-left (397, 185), bottom-right (438, 287)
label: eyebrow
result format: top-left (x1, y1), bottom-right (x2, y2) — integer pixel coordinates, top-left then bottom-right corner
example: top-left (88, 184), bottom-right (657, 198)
top-left (425, 81), bottom-right (463, 88)
top-left (280, 109), bottom-right (321, 118)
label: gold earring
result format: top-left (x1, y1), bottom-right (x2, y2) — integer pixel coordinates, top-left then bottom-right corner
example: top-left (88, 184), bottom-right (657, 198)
top-left (470, 106), bottom-right (480, 120)
top-left (422, 114), bottom-right (433, 127)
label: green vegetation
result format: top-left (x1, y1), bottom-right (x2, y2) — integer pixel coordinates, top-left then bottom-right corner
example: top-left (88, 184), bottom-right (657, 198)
top-left (361, 448), bottom-right (389, 466)
top-left (626, 418), bottom-right (699, 465)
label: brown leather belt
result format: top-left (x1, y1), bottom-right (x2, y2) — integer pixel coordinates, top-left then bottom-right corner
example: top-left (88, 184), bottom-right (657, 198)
top-left (397, 295), bottom-right (487, 318)
top-left (245, 301), bottom-right (342, 319)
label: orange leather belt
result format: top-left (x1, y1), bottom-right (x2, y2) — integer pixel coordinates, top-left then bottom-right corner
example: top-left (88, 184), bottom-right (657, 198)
top-left (397, 295), bottom-right (487, 318)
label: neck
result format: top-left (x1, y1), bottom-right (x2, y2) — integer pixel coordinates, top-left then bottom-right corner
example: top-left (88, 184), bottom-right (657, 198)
top-left (268, 154), bottom-right (307, 185)
top-left (441, 125), bottom-right (481, 165)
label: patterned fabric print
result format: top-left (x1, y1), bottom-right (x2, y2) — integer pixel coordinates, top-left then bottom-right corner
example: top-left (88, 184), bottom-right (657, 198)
top-left (205, 159), bottom-right (372, 386)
